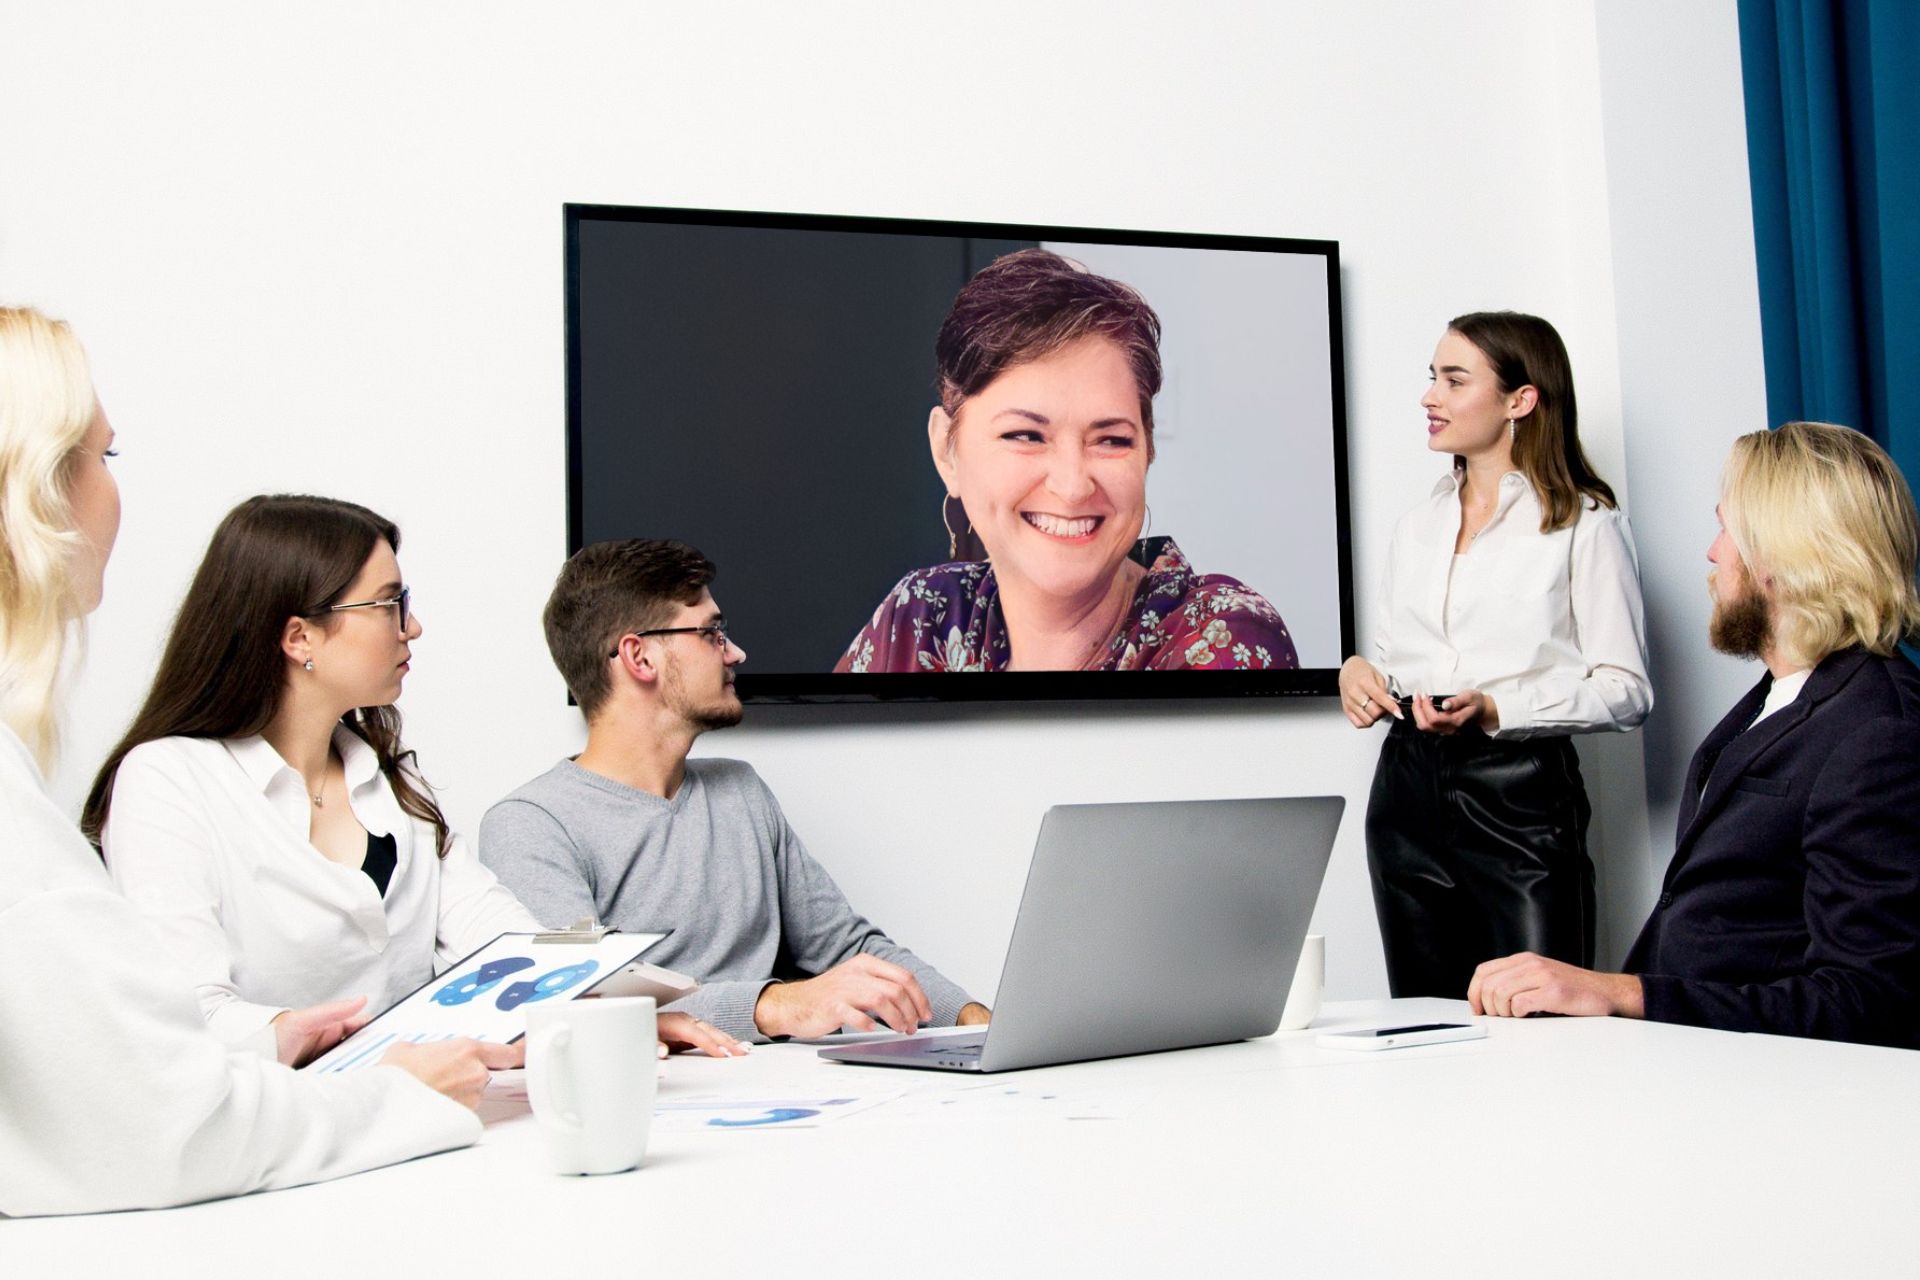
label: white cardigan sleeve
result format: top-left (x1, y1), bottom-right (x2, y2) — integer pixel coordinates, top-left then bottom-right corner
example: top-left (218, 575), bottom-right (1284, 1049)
top-left (103, 744), bottom-right (288, 1046)
top-left (0, 885), bottom-right (480, 1218)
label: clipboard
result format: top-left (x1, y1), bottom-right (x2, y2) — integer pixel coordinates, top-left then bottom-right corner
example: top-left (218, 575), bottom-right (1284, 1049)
top-left (304, 926), bottom-right (689, 1074)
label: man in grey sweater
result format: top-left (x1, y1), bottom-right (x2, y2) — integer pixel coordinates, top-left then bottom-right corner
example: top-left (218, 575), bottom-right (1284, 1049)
top-left (479, 540), bottom-right (989, 1045)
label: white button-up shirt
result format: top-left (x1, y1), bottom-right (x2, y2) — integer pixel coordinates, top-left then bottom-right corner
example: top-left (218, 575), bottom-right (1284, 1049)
top-left (1373, 470), bottom-right (1653, 738)
top-left (0, 725), bottom-right (479, 1215)
top-left (105, 728), bottom-right (542, 1048)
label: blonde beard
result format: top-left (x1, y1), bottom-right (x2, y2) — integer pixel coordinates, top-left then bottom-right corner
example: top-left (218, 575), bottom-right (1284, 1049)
top-left (1708, 569), bottom-right (1772, 659)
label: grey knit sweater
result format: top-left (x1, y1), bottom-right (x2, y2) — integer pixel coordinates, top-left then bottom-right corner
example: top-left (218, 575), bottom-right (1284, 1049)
top-left (477, 757), bottom-right (972, 1041)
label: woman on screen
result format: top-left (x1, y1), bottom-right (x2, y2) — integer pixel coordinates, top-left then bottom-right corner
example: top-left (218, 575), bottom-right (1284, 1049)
top-left (1339, 312), bottom-right (1650, 1000)
top-left (834, 249), bottom-right (1300, 673)
top-left (0, 307), bottom-right (513, 1216)
top-left (84, 494), bottom-right (741, 1066)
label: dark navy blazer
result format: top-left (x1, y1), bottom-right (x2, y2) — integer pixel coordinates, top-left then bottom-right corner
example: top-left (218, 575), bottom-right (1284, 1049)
top-left (1626, 647), bottom-right (1920, 1048)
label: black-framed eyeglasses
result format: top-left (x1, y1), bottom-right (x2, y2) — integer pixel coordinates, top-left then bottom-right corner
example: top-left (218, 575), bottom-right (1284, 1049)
top-left (327, 585), bottom-right (411, 633)
top-left (608, 619), bottom-right (731, 658)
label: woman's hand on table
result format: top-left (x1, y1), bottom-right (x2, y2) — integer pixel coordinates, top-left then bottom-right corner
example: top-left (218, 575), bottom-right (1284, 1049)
top-left (1339, 657), bottom-right (1399, 728)
top-left (657, 1011), bottom-right (750, 1058)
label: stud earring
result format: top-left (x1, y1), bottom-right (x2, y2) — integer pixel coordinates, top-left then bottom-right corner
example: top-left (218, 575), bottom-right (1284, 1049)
top-left (303, 659), bottom-right (315, 672)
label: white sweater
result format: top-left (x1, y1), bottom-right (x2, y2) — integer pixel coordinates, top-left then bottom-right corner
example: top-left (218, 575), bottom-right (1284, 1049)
top-left (0, 726), bottom-right (478, 1217)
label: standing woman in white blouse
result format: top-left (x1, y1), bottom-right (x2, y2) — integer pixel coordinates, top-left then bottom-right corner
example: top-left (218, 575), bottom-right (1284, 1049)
top-left (84, 494), bottom-right (741, 1063)
top-left (1340, 312), bottom-right (1651, 999)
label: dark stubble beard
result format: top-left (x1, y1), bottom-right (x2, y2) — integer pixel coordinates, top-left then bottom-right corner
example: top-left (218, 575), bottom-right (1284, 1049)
top-left (1708, 571), bottom-right (1773, 659)
top-left (664, 658), bottom-right (744, 733)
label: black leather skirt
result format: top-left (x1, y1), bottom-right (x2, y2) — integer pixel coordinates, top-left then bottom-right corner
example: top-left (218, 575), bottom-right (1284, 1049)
top-left (1364, 715), bottom-right (1594, 999)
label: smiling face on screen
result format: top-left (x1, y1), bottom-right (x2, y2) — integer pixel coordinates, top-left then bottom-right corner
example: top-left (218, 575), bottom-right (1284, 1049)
top-left (930, 335), bottom-right (1149, 609)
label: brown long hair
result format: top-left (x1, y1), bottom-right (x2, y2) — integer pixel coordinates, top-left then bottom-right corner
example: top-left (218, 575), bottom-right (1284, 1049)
top-left (1449, 311), bottom-right (1616, 531)
top-left (82, 494), bottom-right (451, 855)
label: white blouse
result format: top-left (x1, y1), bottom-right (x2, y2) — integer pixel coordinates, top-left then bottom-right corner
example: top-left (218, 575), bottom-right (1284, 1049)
top-left (105, 727), bottom-right (542, 1048)
top-left (1373, 470), bottom-right (1653, 739)
top-left (0, 725), bottom-right (476, 1217)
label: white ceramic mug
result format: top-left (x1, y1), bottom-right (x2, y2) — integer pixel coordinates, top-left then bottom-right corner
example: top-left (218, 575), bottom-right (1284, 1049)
top-left (1278, 934), bottom-right (1325, 1031)
top-left (525, 996), bottom-right (656, 1175)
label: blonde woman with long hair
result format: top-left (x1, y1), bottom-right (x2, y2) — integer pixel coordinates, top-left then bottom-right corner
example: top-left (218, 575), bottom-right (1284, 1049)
top-left (0, 306), bottom-right (515, 1217)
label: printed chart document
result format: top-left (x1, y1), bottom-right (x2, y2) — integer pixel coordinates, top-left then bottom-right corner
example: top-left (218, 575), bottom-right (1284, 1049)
top-left (305, 931), bottom-right (670, 1075)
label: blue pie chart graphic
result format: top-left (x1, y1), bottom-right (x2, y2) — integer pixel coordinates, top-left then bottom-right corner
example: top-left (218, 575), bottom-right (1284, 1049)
top-left (707, 1108), bottom-right (819, 1127)
top-left (432, 956), bottom-right (536, 1006)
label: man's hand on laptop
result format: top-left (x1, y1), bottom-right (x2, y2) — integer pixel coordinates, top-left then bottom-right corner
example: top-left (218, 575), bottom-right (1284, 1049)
top-left (754, 955), bottom-right (933, 1037)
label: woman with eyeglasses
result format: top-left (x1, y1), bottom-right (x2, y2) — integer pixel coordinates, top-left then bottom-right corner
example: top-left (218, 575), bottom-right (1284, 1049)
top-left (84, 494), bottom-right (742, 1064)
top-left (1, 313), bottom-right (515, 1216)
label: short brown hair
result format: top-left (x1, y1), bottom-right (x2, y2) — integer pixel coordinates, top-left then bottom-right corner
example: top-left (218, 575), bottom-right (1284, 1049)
top-left (1722, 421), bottom-right (1920, 667)
top-left (544, 539), bottom-right (716, 717)
top-left (936, 248), bottom-right (1163, 458)
top-left (1449, 311), bottom-right (1616, 532)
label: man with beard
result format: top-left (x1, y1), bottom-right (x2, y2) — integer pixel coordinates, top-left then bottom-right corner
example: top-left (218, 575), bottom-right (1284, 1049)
top-left (1468, 422), bottom-right (1920, 1047)
top-left (480, 539), bottom-right (987, 1043)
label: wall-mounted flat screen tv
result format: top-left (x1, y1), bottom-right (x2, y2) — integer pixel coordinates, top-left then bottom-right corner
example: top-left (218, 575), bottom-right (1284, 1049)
top-left (566, 204), bottom-right (1352, 703)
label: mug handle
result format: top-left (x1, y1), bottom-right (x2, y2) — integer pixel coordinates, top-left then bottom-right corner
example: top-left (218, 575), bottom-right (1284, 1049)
top-left (527, 1025), bottom-right (582, 1131)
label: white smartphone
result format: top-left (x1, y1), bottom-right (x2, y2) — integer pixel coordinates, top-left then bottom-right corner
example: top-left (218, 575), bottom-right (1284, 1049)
top-left (1315, 1022), bottom-right (1488, 1051)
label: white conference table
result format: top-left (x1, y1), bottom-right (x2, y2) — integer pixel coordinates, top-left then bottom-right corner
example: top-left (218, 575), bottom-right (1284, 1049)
top-left (10, 998), bottom-right (1916, 1277)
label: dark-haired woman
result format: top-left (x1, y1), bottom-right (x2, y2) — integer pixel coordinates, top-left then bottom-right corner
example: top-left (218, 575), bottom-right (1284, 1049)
top-left (1340, 313), bottom-right (1651, 1000)
top-left (2, 312), bottom-right (516, 1217)
top-left (836, 248), bottom-right (1299, 673)
top-left (88, 495), bottom-right (740, 1064)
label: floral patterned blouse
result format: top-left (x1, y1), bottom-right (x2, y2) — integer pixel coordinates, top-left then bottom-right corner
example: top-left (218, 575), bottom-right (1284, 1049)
top-left (834, 537), bottom-right (1300, 673)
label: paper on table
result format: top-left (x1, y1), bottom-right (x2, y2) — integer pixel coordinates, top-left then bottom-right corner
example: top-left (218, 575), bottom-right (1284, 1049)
top-left (652, 1093), bottom-right (903, 1132)
top-left (480, 1073), bottom-right (901, 1130)
top-left (886, 1080), bottom-right (1121, 1122)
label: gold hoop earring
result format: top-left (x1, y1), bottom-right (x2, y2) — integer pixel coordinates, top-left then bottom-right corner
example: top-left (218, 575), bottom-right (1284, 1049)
top-left (942, 495), bottom-right (973, 561)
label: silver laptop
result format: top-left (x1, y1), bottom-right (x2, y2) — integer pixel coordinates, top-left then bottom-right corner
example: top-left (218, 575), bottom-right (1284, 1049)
top-left (819, 795), bottom-right (1342, 1074)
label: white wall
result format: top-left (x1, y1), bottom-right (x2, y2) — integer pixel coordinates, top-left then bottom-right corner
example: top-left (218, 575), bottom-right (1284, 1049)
top-left (2, 1), bottom-right (1761, 1001)
top-left (1043, 239), bottom-right (1344, 668)
top-left (1592, 0), bottom-right (1773, 919)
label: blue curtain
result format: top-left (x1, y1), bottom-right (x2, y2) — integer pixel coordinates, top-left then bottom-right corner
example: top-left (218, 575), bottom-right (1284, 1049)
top-left (1738, 0), bottom-right (1919, 488)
